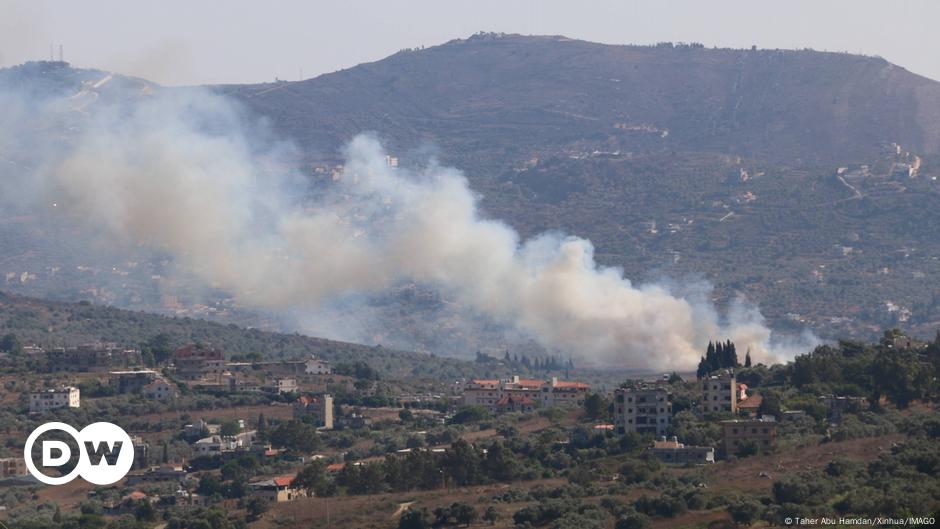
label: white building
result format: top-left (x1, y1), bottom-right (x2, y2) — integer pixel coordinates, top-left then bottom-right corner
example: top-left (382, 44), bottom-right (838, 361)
top-left (29, 386), bottom-right (80, 413)
top-left (142, 378), bottom-right (178, 401)
top-left (304, 357), bottom-right (333, 375)
top-left (701, 370), bottom-right (737, 414)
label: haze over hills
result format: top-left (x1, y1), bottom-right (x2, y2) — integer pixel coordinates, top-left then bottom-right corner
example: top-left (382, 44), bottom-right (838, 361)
top-left (3, 33), bottom-right (940, 362)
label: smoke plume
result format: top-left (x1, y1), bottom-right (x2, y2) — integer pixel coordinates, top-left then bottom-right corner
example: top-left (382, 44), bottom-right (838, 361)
top-left (0, 69), bottom-right (815, 370)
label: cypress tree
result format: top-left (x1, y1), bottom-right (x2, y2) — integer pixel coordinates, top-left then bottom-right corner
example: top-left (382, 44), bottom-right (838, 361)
top-left (744, 349), bottom-right (752, 368)
top-left (705, 342), bottom-right (718, 372)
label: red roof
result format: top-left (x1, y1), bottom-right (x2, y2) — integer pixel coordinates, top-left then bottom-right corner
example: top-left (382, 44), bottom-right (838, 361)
top-left (273, 475), bottom-right (295, 487)
top-left (496, 394), bottom-right (536, 406)
top-left (469, 379), bottom-right (500, 386)
top-left (326, 463), bottom-right (345, 472)
top-left (514, 379), bottom-right (546, 388)
top-left (124, 491), bottom-right (148, 500)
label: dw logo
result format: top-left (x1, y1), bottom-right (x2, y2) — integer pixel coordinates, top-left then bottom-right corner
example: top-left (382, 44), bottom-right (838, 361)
top-left (24, 422), bottom-right (134, 485)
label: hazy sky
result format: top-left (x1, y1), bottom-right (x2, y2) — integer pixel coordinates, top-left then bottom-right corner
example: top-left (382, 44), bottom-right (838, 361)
top-left (2, 0), bottom-right (939, 86)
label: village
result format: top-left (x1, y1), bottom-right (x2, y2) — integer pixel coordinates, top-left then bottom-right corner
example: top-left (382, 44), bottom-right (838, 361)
top-left (0, 333), bottom-right (887, 529)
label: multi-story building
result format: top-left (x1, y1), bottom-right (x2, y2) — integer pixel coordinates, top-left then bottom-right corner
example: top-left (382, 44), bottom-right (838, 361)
top-left (305, 357), bottom-right (333, 375)
top-left (0, 458), bottom-right (26, 478)
top-left (539, 377), bottom-right (591, 407)
top-left (292, 394), bottom-right (334, 429)
top-left (701, 370), bottom-right (737, 414)
top-left (29, 386), bottom-right (80, 413)
top-left (110, 370), bottom-right (159, 393)
top-left (462, 375), bottom-right (590, 412)
top-left (43, 343), bottom-right (142, 372)
top-left (173, 345), bottom-right (225, 380)
top-left (250, 475), bottom-right (308, 503)
top-left (648, 437), bottom-right (715, 465)
top-left (614, 386), bottom-right (672, 436)
top-left (721, 417), bottom-right (777, 456)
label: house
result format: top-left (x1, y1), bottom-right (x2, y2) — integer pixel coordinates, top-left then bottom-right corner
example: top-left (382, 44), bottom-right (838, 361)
top-left (494, 393), bottom-right (536, 413)
top-left (614, 386), bottom-right (672, 436)
top-left (461, 379), bottom-right (502, 408)
top-left (250, 475), bottom-right (308, 502)
top-left (721, 417), bottom-right (777, 456)
top-left (737, 392), bottom-right (763, 417)
top-left (126, 465), bottom-right (188, 485)
top-left (142, 377), bottom-right (178, 400)
top-left (305, 356), bottom-right (333, 375)
top-left (173, 345), bottom-right (225, 380)
top-left (0, 458), bottom-right (26, 478)
top-left (109, 370), bottom-right (159, 393)
top-left (701, 370), bottom-right (737, 414)
top-left (292, 394), bottom-right (334, 429)
top-left (648, 437), bottom-right (715, 465)
top-left (263, 377), bottom-right (298, 394)
top-left (29, 386), bottom-right (80, 413)
top-left (193, 431), bottom-right (257, 456)
top-left (336, 413), bottom-right (370, 430)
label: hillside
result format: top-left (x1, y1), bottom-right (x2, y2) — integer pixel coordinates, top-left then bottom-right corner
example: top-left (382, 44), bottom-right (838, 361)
top-left (218, 34), bottom-right (940, 341)
top-left (0, 290), bottom-right (474, 380)
top-left (4, 35), bottom-right (940, 353)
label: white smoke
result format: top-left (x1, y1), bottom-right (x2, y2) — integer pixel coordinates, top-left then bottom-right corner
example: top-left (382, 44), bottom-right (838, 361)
top-left (1, 73), bottom-right (816, 370)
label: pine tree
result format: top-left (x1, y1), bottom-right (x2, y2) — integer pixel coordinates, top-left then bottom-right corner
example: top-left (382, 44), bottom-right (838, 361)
top-left (705, 342), bottom-right (718, 372)
top-left (504, 350), bottom-right (511, 362)
top-left (744, 349), bottom-right (752, 368)
top-left (728, 341), bottom-right (739, 367)
top-left (716, 342), bottom-right (726, 368)
top-left (696, 357), bottom-right (708, 379)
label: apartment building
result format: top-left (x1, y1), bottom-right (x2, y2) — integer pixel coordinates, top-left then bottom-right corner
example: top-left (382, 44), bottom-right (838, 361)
top-left (29, 386), bottom-right (80, 413)
top-left (292, 394), bottom-right (334, 429)
top-left (462, 375), bottom-right (590, 412)
top-left (701, 370), bottom-right (737, 414)
top-left (613, 386), bottom-right (672, 436)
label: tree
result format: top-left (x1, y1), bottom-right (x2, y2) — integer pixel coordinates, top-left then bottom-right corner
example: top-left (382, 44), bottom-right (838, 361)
top-left (245, 497), bottom-right (269, 522)
top-left (268, 420), bottom-right (321, 452)
top-left (398, 508), bottom-right (432, 529)
top-left (451, 502), bottom-right (478, 526)
top-left (483, 506), bottom-right (499, 525)
top-left (728, 498), bottom-right (761, 525)
top-left (294, 460), bottom-right (333, 496)
top-left (615, 510), bottom-right (651, 529)
top-left (0, 333), bottom-right (21, 355)
top-left (134, 500), bottom-right (156, 522)
top-left (220, 420), bottom-right (240, 436)
top-left (584, 393), bottom-right (609, 420)
top-left (257, 413), bottom-right (267, 436)
top-left (161, 442), bottom-right (169, 464)
top-left (744, 350), bottom-right (752, 368)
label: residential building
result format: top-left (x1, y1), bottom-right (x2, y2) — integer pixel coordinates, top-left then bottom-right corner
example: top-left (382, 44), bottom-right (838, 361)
top-left (648, 437), bottom-right (715, 465)
top-left (263, 377), bottom-right (298, 394)
top-left (462, 375), bottom-right (590, 412)
top-left (142, 377), bottom-right (178, 400)
top-left (701, 370), bottom-right (737, 414)
top-left (0, 458), bottom-right (26, 478)
top-left (721, 417), bottom-right (777, 456)
top-left (43, 343), bottom-right (142, 372)
top-left (495, 394), bottom-right (536, 413)
top-left (126, 465), bottom-right (188, 485)
top-left (614, 386), bottom-right (672, 436)
top-left (539, 377), bottom-right (591, 407)
top-left (29, 386), bottom-right (80, 413)
top-left (193, 431), bottom-right (257, 456)
top-left (292, 394), bottom-right (334, 429)
top-left (173, 345), bottom-right (225, 380)
top-left (110, 370), bottom-right (159, 393)
top-left (250, 475), bottom-right (307, 502)
top-left (305, 357), bottom-right (333, 375)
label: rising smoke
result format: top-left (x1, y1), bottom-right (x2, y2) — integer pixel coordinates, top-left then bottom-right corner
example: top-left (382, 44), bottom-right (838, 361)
top-left (0, 69), bottom-right (816, 371)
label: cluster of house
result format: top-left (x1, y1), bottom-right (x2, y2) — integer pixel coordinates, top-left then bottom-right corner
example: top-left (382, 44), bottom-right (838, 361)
top-left (461, 375), bottom-right (591, 412)
top-left (613, 370), bottom-right (777, 464)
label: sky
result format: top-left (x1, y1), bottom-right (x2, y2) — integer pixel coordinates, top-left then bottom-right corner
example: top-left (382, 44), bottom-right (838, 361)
top-left (2, 0), bottom-right (939, 86)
